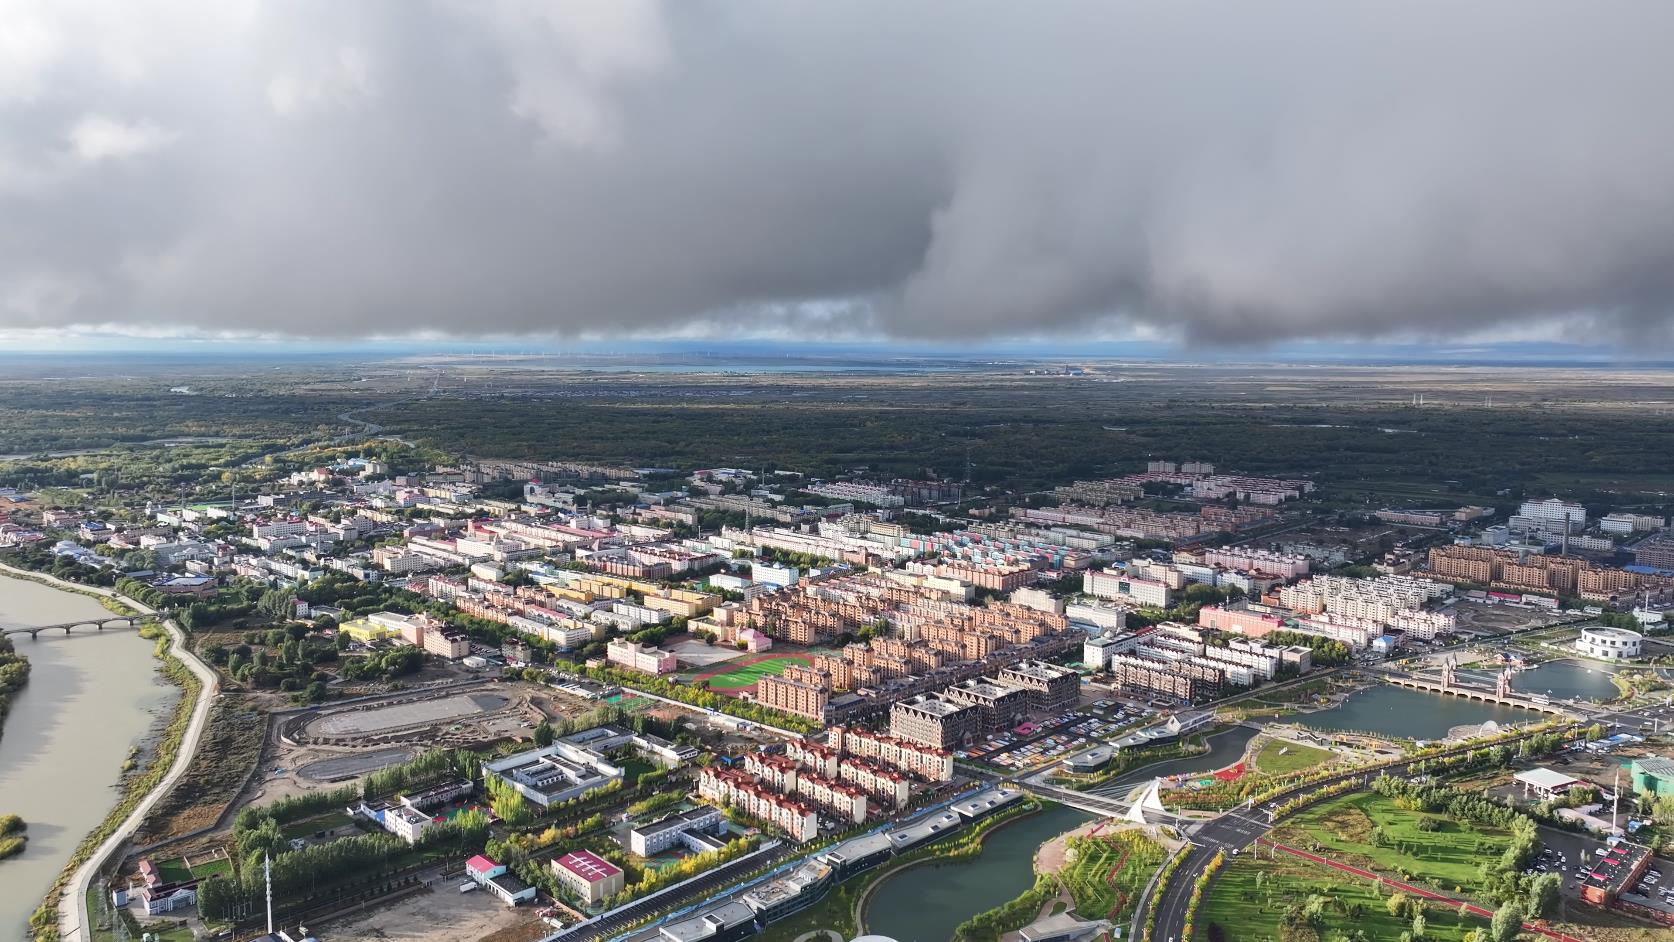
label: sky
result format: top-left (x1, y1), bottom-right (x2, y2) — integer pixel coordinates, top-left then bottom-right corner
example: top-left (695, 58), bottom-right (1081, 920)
top-left (4, 1), bottom-right (1674, 351)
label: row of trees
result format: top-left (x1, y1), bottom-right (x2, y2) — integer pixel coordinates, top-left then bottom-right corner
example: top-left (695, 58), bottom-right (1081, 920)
top-left (0, 637), bottom-right (30, 741)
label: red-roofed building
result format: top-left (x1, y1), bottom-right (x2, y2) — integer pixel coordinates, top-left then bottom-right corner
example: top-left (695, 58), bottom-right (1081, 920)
top-left (552, 850), bottom-right (625, 905)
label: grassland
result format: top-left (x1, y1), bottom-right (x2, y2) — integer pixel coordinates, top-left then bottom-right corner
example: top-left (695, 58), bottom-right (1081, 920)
top-left (1198, 852), bottom-right (1481, 942)
top-left (1059, 831), bottom-right (1167, 923)
top-left (1251, 739), bottom-right (1337, 776)
top-left (1272, 791), bottom-right (1512, 897)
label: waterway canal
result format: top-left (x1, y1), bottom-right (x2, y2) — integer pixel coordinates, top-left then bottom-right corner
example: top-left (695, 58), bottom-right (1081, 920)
top-left (0, 573), bottom-right (178, 940)
top-left (863, 804), bottom-right (1093, 942)
top-left (1294, 684), bottom-right (1535, 740)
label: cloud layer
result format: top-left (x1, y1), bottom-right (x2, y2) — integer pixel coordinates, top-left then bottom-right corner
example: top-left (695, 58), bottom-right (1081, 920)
top-left (4, 0), bottom-right (1674, 345)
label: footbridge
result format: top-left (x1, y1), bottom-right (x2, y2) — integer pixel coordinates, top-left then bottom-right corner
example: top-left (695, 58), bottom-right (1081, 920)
top-left (1, 615), bottom-right (148, 640)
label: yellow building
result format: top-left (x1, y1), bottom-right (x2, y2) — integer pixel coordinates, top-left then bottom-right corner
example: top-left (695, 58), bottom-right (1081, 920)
top-left (338, 617), bottom-right (397, 643)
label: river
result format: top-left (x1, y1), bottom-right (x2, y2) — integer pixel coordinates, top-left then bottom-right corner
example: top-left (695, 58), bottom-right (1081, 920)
top-left (0, 573), bottom-right (178, 940)
top-left (863, 804), bottom-right (1093, 942)
top-left (1460, 659), bottom-right (1622, 703)
top-left (1293, 684), bottom-right (1536, 740)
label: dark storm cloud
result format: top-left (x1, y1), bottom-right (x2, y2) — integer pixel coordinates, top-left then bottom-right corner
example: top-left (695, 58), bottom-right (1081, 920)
top-left (4, 1), bottom-right (1674, 344)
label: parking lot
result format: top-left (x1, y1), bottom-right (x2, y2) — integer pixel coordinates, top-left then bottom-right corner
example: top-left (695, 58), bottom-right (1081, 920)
top-left (961, 700), bottom-right (1149, 771)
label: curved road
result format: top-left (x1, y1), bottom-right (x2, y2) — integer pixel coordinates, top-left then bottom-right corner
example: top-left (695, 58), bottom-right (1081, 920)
top-left (0, 565), bottom-right (223, 942)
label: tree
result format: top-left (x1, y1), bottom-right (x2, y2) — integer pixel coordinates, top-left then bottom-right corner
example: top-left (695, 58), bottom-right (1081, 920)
top-left (1490, 901), bottom-right (1522, 942)
top-left (1527, 873), bottom-right (1561, 918)
top-left (1411, 911), bottom-right (1425, 939)
top-left (532, 721), bottom-right (555, 747)
top-left (1387, 892), bottom-right (1409, 918)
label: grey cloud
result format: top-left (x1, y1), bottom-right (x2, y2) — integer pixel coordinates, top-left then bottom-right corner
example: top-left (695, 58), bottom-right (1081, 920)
top-left (3, 1), bottom-right (1674, 345)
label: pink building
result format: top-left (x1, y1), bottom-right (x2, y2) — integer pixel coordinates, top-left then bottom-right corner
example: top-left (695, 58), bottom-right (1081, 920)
top-left (1198, 605), bottom-right (1286, 638)
top-left (606, 638), bottom-right (678, 675)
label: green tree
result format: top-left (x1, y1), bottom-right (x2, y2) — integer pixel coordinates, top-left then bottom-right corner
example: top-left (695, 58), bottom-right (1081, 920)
top-left (1490, 901), bottom-right (1522, 942)
top-left (1527, 873), bottom-right (1561, 918)
top-left (532, 721), bottom-right (555, 747)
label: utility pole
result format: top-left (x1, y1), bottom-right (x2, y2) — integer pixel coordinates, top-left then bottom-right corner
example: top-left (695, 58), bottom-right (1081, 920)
top-left (1611, 767), bottom-right (1621, 835)
top-left (265, 851), bottom-right (274, 936)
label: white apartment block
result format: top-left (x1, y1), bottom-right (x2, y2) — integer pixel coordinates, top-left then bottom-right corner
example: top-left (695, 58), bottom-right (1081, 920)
top-left (1278, 574), bottom-right (1448, 623)
top-left (1083, 568), bottom-right (1173, 607)
top-left (1601, 512), bottom-right (1666, 535)
top-left (1510, 498), bottom-right (1587, 534)
top-left (805, 482), bottom-right (905, 508)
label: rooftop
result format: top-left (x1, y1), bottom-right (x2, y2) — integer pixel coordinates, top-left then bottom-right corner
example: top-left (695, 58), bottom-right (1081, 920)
top-left (1581, 842), bottom-right (1650, 897)
top-left (1514, 767), bottom-right (1581, 790)
top-left (658, 901), bottom-right (757, 942)
top-left (897, 695), bottom-right (970, 717)
top-left (555, 849), bottom-right (623, 882)
top-left (632, 806), bottom-right (722, 839)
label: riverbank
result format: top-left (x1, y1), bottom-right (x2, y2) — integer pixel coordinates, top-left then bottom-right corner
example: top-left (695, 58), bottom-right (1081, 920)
top-left (0, 635), bottom-right (30, 744)
top-left (0, 563), bottom-right (220, 942)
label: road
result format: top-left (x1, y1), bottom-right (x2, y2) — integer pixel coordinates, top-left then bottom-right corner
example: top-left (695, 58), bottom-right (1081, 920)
top-left (0, 565), bottom-right (223, 942)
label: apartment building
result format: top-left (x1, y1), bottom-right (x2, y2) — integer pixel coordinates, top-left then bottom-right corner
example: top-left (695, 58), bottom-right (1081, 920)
top-left (1106, 653), bottom-right (1198, 701)
top-left (1278, 574), bottom-right (1448, 622)
top-left (1197, 604), bottom-right (1287, 638)
top-left (837, 758), bottom-right (911, 811)
top-left (995, 660), bottom-right (1079, 712)
top-left (1635, 534), bottom-right (1674, 570)
top-left (942, 678), bottom-right (1031, 732)
top-left (1198, 548), bottom-right (1310, 580)
top-left (1510, 498), bottom-right (1587, 535)
top-left (755, 673), bottom-right (831, 722)
top-left (698, 767), bottom-right (820, 842)
top-left (1601, 512), bottom-right (1666, 535)
top-left (831, 726), bottom-right (955, 782)
top-left (1084, 568), bottom-right (1173, 607)
top-left (889, 695), bottom-right (980, 749)
top-left (1431, 544), bottom-right (1662, 600)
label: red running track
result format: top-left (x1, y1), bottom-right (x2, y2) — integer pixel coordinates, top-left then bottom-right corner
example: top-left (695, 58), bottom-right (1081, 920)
top-left (1257, 839), bottom-right (1587, 942)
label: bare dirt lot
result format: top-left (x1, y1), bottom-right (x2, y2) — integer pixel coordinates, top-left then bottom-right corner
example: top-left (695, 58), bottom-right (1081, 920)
top-left (317, 885), bottom-right (543, 942)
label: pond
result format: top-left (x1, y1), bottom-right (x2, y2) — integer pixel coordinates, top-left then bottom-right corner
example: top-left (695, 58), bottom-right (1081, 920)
top-left (862, 804), bottom-right (1093, 942)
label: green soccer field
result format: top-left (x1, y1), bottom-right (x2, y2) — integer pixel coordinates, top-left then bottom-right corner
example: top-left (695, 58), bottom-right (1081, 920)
top-left (697, 654), bottom-right (815, 691)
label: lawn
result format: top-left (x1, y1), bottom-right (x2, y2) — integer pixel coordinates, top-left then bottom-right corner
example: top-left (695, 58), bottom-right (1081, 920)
top-left (619, 756), bottom-right (658, 786)
top-left (1059, 830), bottom-right (1167, 923)
top-left (1198, 852), bottom-right (1483, 942)
top-left (1273, 791), bottom-right (1512, 897)
top-left (187, 854), bottom-right (233, 878)
top-left (279, 810), bottom-right (354, 840)
top-left (1251, 739), bottom-right (1337, 775)
top-left (153, 856), bottom-right (193, 883)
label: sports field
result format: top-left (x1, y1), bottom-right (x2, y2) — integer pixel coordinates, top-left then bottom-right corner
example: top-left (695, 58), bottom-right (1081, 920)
top-left (690, 652), bottom-right (819, 695)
